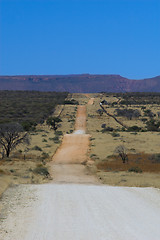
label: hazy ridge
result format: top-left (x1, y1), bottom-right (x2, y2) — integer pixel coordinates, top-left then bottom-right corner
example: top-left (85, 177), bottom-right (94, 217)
top-left (0, 74), bottom-right (160, 92)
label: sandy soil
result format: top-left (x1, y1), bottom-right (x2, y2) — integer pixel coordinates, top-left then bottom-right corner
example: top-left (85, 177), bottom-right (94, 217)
top-left (52, 105), bottom-right (90, 164)
top-left (88, 97), bottom-right (94, 105)
top-left (74, 105), bottom-right (87, 131)
top-left (52, 134), bottom-right (90, 164)
top-left (51, 165), bottom-right (99, 184)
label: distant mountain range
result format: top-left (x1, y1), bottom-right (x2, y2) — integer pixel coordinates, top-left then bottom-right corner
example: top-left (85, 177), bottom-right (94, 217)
top-left (0, 74), bottom-right (160, 92)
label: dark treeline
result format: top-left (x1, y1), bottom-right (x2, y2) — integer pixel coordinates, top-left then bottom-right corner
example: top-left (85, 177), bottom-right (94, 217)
top-left (103, 92), bottom-right (160, 105)
top-left (0, 91), bottom-right (68, 130)
top-left (118, 92), bottom-right (160, 105)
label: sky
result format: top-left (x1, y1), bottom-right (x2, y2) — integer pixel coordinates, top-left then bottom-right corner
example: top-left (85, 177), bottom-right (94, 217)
top-left (0, 0), bottom-right (160, 79)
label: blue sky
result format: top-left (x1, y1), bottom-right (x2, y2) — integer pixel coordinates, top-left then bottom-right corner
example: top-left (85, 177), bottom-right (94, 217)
top-left (0, 0), bottom-right (160, 79)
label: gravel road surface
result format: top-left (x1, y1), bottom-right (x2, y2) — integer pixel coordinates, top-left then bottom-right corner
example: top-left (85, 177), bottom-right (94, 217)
top-left (1, 184), bottom-right (160, 240)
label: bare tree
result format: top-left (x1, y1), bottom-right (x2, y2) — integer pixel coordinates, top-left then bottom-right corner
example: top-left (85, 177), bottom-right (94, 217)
top-left (0, 123), bottom-right (30, 158)
top-left (114, 145), bottom-right (128, 163)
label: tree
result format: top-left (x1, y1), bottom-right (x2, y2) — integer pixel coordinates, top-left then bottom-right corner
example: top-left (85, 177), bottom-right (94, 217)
top-left (0, 123), bottom-right (30, 158)
top-left (114, 145), bottom-right (128, 163)
top-left (146, 119), bottom-right (160, 131)
top-left (46, 117), bottom-right (62, 131)
top-left (97, 109), bottom-right (103, 116)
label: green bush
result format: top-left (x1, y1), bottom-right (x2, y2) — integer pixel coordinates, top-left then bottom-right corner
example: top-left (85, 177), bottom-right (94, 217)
top-left (49, 136), bottom-right (60, 143)
top-left (101, 127), bottom-right (114, 133)
top-left (41, 152), bottom-right (49, 160)
top-left (33, 166), bottom-right (49, 176)
top-left (32, 146), bottom-right (42, 151)
top-left (127, 126), bottom-right (141, 132)
top-left (64, 99), bottom-right (79, 105)
top-left (55, 131), bottom-right (63, 136)
top-left (128, 167), bottom-right (142, 173)
top-left (111, 132), bottom-right (120, 137)
top-left (146, 119), bottom-right (160, 131)
top-left (45, 144), bottom-right (51, 148)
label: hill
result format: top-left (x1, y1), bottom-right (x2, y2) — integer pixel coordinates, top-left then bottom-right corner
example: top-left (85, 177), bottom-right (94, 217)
top-left (0, 74), bottom-right (160, 92)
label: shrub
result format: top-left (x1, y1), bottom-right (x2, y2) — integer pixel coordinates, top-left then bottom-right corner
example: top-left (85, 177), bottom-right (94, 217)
top-left (97, 109), bottom-right (103, 116)
top-left (101, 127), bottom-right (114, 133)
top-left (21, 121), bottom-right (37, 131)
top-left (41, 152), bottom-right (49, 160)
top-left (149, 154), bottom-right (160, 163)
top-left (64, 99), bottom-right (79, 105)
top-left (45, 144), bottom-right (51, 148)
top-left (50, 136), bottom-right (60, 143)
top-left (32, 146), bottom-right (42, 151)
top-left (146, 119), bottom-right (160, 131)
top-left (141, 118), bottom-right (148, 122)
top-left (115, 108), bottom-right (141, 120)
top-left (46, 117), bottom-right (62, 131)
top-left (128, 167), bottom-right (142, 173)
top-left (111, 132), bottom-right (120, 137)
top-left (33, 166), bottom-right (49, 176)
top-left (127, 126), bottom-right (141, 132)
top-left (55, 131), bottom-right (63, 136)
top-left (144, 109), bottom-right (154, 118)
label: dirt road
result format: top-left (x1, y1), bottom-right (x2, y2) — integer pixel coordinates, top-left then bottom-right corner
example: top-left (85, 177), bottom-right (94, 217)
top-left (52, 106), bottom-right (89, 164)
top-left (50, 105), bottom-right (98, 184)
top-left (1, 102), bottom-right (160, 239)
top-left (88, 97), bottom-right (94, 105)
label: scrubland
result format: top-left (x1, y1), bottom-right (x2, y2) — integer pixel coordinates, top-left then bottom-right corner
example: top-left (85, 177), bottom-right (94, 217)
top-left (1, 91), bottom-right (160, 197)
top-left (76, 93), bottom-right (160, 188)
top-left (0, 92), bottom-right (79, 196)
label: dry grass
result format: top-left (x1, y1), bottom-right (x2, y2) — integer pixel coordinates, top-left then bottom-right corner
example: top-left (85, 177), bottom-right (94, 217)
top-left (97, 153), bottom-right (160, 173)
top-left (97, 171), bottom-right (160, 188)
top-left (72, 93), bottom-right (160, 188)
top-left (0, 102), bottom-right (77, 197)
top-left (0, 153), bottom-right (51, 197)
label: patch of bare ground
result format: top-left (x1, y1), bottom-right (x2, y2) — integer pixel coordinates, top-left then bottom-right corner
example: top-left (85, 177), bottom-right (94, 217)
top-left (50, 164), bottom-right (99, 184)
top-left (87, 98), bottom-right (94, 105)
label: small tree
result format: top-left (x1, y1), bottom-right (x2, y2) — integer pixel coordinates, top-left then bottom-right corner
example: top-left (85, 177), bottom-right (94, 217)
top-left (114, 145), bottom-right (128, 163)
top-left (0, 123), bottom-right (30, 158)
top-left (97, 109), bottom-right (103, 116)
top-left (146, 119), bottom-right (160, 131)
top-left (46, 117), bottom-right (62, 131)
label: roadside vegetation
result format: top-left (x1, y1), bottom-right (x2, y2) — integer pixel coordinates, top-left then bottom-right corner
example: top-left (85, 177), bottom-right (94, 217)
top-left (81, 92), bottom-right (160, 188)
top-left (0, 91), bottom-right (68, 130)
top-left (0, 91), bottom-right (80, 197)
top-left (0, 91), bottom-right (82, 197)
